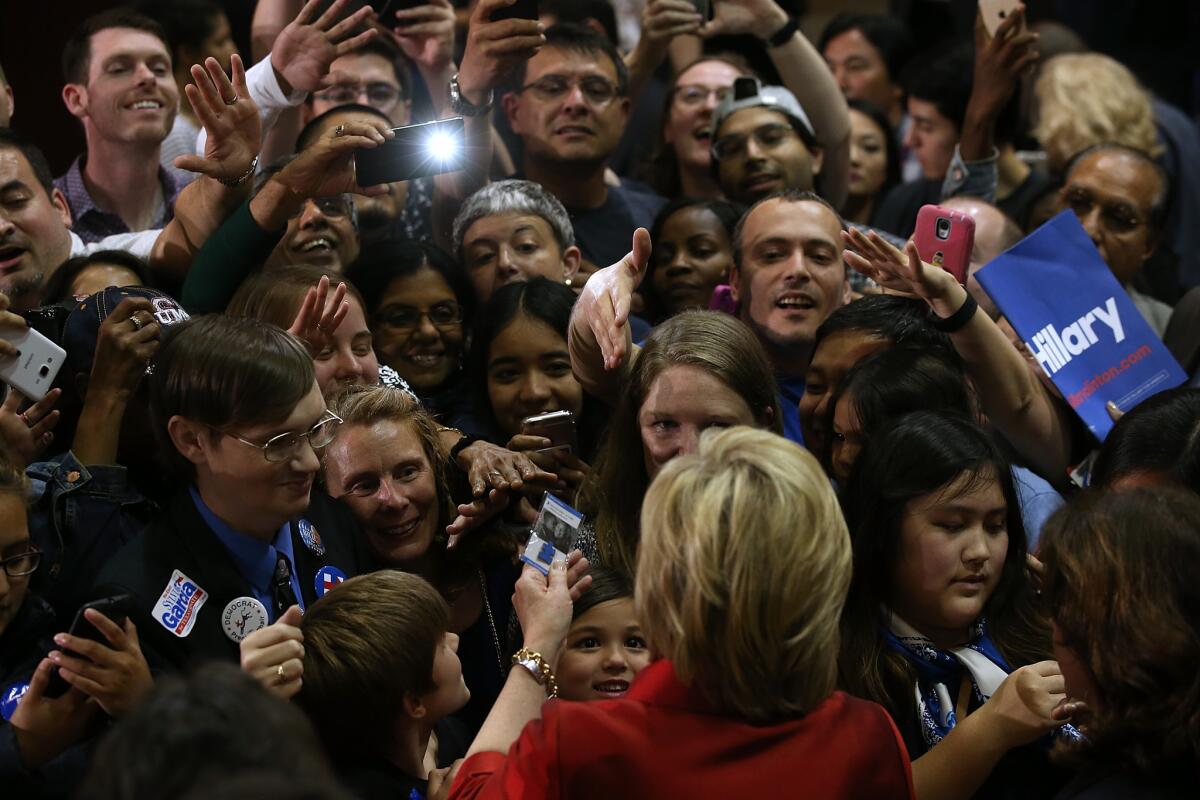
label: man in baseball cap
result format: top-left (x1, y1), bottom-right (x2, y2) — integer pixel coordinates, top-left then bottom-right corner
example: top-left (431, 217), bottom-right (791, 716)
top-left (710, 77), bottom-right (825, 206)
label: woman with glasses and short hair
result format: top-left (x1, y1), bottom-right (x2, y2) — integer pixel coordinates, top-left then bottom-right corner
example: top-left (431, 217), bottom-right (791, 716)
top-left (87, 315), bottom-right (370, 673)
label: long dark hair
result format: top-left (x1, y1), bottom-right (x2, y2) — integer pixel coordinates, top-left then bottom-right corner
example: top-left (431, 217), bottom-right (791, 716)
top-left (838, 411), bottom-right (1049, 724)
top-left (465, 277), bottom-right (604, 457)
top-left (847, 98), bottom-right (901, 210)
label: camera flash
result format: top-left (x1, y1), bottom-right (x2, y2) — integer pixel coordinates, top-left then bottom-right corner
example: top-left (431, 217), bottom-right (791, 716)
top-left (426, 129), bottom-right (458, 162)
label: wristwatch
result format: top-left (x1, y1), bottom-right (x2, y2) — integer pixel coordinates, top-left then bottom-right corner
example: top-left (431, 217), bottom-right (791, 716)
top-left (448, 74), bottom-right (494, 117)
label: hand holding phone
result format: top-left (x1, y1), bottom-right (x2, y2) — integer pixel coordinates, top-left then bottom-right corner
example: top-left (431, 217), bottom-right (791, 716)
top-left (521, 410), bottom-right (578, 455)
top-left (354, 118), bottom-right (466, 186)
top-left (913, 205), bottom-right (976, 286)
top-left (978, 0), bottom-right (1024, 38)
top-left (44, 595), bottom-right (133, 700)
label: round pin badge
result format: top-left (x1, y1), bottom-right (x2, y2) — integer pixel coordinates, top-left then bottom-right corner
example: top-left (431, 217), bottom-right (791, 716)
top-left (313, 565), bottom-right (347, 598)
top-left (221, 597), bottom-right (270, 643)
top-left (298, 519), bottom-right (325, 556)
top-left (1, 681), bottom-right (29, 721)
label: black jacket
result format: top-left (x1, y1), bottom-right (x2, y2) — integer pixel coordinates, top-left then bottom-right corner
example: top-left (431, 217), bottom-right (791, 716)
top-left (91, 490), bottom-right (369, 672)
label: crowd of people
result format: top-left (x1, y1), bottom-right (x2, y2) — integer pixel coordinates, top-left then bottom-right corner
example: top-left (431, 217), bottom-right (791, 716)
top-left (0, 0), bottom-right (1197, 798)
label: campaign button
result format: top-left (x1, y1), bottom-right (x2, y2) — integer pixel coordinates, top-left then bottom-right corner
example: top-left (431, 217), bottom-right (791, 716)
top-left (313, 566), bottom-right (347, 598)
top-left (298, 519), bottom-right (325, 556)
top-left (221, 597), bottom-right (269, 642)
top-left (1, 681), bottom-right (29, 721)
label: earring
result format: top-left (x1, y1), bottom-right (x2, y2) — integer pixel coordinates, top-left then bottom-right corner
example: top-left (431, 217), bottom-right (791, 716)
top-left (564, 277), bottom-right (573, 287)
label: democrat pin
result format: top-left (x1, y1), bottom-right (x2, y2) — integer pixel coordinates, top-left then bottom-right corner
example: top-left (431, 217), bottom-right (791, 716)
top-left (313, 565), bottom-right (347, 598)
top-left (153, 569), bottom-right (208, 638)
top-left (221, 597), bottom-right (269, 642)
top-left (1, 681), bottom-right (29, 721)
top-left (298, 519), bottom-right (325, 556)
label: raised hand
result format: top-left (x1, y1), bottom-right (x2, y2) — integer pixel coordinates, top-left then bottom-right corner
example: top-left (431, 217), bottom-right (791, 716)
top-left (513, 551), bottom-right (592, 658)
top-left (574, 228), bottom-right (652, 372)
top-left (49, 610), bottom-right (154, 718)
top-left (274, 119), bottom-right (393, 198)
top-left (288, 275), bottom-right (349, 357)
top-left (446, 488), bottom-right (512, 548)
top-left (272, 0), bottom-right (379, 94)
top-left (642, 0), bottom-right (705, 43)
top-left (175, 54), bottom-right (262, 183)
top-left (240, 605), bottom-right (306, 700)
top-left (0, 387), bottom-right (60, 469)
top-left (391, 0), bottom-right (457, 74)
top-left (457, 0), bottom-right (546, 103)
top-left (842, 228), bottom-right (956, 308)
top-left (971, 5), bottom-right (1039, 121)
top-left (88, 298), bottom-right (162, 400)
top-left (701, 0), bottom-right (790, 40)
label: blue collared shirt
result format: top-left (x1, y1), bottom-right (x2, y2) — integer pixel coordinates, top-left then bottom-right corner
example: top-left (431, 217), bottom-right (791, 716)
top-left (777, 374), bottom-right (806, 447)
top-left (188, 486), bottom-right (305, 621)
top-left (53, 155), bottom-right (181, 244)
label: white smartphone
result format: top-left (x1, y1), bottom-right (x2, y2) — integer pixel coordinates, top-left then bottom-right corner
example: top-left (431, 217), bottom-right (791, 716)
top-left (0, 326), bottom-right (66, 400)
top-left (979, 0), bottom-right (1023, 38)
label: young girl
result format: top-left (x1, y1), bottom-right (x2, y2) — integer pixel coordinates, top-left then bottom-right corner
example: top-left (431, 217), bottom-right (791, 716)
top-left (555, 568), bottom-right (651, 702)
top-left (839, 411), bottom-right (1072, 798)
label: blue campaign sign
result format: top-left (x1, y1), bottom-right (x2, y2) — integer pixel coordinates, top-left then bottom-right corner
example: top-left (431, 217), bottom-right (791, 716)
top-left (976, 210), bottom-right (1186, 441)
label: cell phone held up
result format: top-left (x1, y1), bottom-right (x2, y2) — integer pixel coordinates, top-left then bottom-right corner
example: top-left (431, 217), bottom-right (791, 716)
top-left (521, 410), bottom-right (578, 455)
top-left (354, 118), bottom-right (466, 186)
top-left (913, 204), bottom-right (976, 286)
top-left (0, 325), bottom-right (65, 401)
top-left (490, 0), bottom-right (539, 22)
top-left (43, 594), bottom-right (133, 699)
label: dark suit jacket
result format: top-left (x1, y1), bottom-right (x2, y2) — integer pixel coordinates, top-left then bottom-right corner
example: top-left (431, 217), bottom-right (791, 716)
top-left (92, 490), bottom-right (369, 672)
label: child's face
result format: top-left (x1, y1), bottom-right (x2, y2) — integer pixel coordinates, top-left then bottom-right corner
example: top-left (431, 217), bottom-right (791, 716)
top-left (555, 598), bottom-right (651, 702)
top-left (421, 632), bottom-right (470, 720)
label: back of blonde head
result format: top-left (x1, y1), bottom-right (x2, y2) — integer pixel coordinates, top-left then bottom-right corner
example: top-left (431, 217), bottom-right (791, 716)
top-left (1034, 53), bottom-right (1162, 173)
top-left (636, 427), bottom-right (851, 723)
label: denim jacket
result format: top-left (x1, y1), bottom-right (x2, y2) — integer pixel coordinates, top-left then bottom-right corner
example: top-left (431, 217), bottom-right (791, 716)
top-left (25, 451), bottom-right (156, 623)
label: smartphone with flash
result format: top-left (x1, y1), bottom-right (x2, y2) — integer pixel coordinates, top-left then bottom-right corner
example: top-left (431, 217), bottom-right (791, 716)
top-left (0, 325), bottom-right (65, 401)
top-left (491, 0), bottom-right (539, 21)
top-left (44, 594), bottom-right (133, 699)
top-left (354, 117), bottom-right (466, 186)
top-left (521, 410), bottom-right (578, 455)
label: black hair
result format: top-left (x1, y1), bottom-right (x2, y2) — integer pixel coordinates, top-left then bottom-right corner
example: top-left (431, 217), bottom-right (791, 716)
top-left (643, 196), bottom-right (745, 323)
top-left (63, 8), bottom-right (170, 84)
top-left (818, 13), bottom-right (916, 80)
top-left (296, 103), bottom-right (390, 152)
top-left (572, 566), bottom-right (635, 621)
top-left (78, 663), bottom-right (335, 800)
top-left (539, 0), bottom-right (619, 47)
top-left (900, 43), bottom-right (974, 131)
top-left (465, 277), bottom-right (604, 457)
top-left (515, 23), bottom-right (629, 96)
top-left (815, 293), bottom-right (953, 352)
top-left (846, 98), bottom-right (902, 199)
top-left (0, 127), bottom-right (55, 197)
top-left (133, 0), bottom-right (225, 61)
top-left (40, 250), bottom-right (150, 304)
top-left (1090, 387), bottom-right (1200, 491)
top-left (1064, 142), bottom-right (1172, 233)
top-left (346, 239), bottom-right (475, 323)
top-left (837, 411), bottom-right (1049, 726)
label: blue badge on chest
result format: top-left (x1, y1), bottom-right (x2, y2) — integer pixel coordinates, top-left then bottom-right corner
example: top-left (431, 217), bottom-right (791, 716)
top-left (313, 565), bottom-right (347, 597)
top-left (1, 681), bottom-right (30, 721)
top-left (298, 518), bottom-right (325, 556)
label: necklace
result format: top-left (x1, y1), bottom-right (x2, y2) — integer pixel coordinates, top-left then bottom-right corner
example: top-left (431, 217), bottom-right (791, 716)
top-left (478, 567), bottom-right (505, 679)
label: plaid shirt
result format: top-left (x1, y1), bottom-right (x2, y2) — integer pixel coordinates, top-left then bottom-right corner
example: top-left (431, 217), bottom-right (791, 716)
top-left (53, 155), bottom-right (181, 244)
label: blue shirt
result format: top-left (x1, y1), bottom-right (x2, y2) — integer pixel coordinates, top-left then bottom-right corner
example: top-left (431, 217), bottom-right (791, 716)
top-left (188, 486), bottom-right (305, 621)
top-left (777, 375), bottom-right (806, 447)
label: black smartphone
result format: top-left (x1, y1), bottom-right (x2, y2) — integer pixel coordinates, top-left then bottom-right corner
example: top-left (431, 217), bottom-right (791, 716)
top-left (354, 117), bottom-right (466, 186)
top-left (690, 0), bottom-right (714, 21)
top-left (491, 0), bottom-right (539, 22)
top-left (44, 594), bottom-right (133, 699)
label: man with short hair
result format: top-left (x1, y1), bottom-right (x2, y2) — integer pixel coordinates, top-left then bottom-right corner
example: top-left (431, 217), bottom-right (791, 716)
top-left (306, 39), bottom-right (413, 127)
top-left (57, 9), bottom-right (183, 241)
top-left (502, 23), bottom-right (665, 270)
top-left (1059, 143), bottom-right (1174, 335)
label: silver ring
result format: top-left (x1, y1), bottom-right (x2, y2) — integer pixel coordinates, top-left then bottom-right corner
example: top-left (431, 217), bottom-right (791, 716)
top-left (333, 124), bottom-right (345, 137)
top-left (276, 664), bottom-right (287, 681)
top-left (224, 94), bottom-right (239, 106)
top-left (130, 315), bottom-right (144, 331)
top-left (19, 411), bottom-right (30, 427)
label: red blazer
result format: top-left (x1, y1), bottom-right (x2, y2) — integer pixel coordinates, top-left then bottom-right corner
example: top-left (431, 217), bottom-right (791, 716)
top-left (449, 660), bottom-right (914, 800)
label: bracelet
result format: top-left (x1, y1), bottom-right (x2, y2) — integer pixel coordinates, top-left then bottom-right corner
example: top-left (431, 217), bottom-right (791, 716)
top-left (217, 155), bottom-right (259, 187)
top-left (765, 16), bottom-right (799, 47)
top-left (512, 648), bottom-right (558, 698)
top-left (449, 433), bottom-right (484, 463)
top-left (927, 292), bottom-right (978, 333)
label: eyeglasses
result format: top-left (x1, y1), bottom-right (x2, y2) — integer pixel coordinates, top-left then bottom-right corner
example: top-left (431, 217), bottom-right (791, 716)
top-left (376, 302), bottom-right (464, 331)
top-left (288, 196), bottom-right (352, 220)
top-left (315, 82), bottom-right (404, 110)
top-left (1061, 187), bottom-right (1145, 234)
top-left (711, 122), bottom-right (798, 161)
top-left (672, 84), bottom-right (732, 108)
top-left (518, 74), bottom-right (619, 106)
top-left (0, 547), bottom-right (41, 578)
top-left (218, 411), bottom-right (343, 463)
